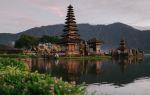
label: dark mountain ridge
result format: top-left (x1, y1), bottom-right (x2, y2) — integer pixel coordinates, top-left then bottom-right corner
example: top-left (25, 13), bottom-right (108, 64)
top-left (0, 22), bottom-right (150, 53)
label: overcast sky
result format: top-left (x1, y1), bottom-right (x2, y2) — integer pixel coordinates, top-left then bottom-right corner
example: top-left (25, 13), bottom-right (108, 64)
top-left (1, 0), bottom-right (150, 33)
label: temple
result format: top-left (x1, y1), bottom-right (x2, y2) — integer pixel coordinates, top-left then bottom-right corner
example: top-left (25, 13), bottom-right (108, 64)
top-left (87, 38), bottom-right (103, 55)
top-left (60, 5), bottom-right (81, 55)
top-left (59, 5), bottom-right (104, 55)
top-left (110, 39), bottom-right (144, 57)
top-left (32, 5), bottom-right (144, 57)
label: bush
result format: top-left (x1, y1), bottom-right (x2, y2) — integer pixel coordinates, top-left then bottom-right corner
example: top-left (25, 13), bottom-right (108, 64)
top-left (0, 58), bottom-right (85, 95)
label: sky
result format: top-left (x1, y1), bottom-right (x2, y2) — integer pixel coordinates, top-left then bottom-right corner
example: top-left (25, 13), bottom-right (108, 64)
top-left (1, 0), bottom-right (150, 33)
top-left (87, 78), bottom-right (150, 95)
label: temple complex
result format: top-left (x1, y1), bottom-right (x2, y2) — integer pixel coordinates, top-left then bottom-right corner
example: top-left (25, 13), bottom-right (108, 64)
top-left (110, 39), bottom-right (144, 57)
top-left (32, 5), bottom-right (144, 57)
top-left (60, 5), bottom-right (103, 55)
top-left (32, 5), bottom-right (106, 56)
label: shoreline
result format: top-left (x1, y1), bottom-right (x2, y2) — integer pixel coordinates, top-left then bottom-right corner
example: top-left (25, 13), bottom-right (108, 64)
top-left (0, 54), bottom-right (110, 59)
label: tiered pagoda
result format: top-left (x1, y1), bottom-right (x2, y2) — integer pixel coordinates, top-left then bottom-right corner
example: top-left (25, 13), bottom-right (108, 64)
top-left (61, 5), bottom-right (81, 55)
top-left (117, 39), bottom-right (129, 56)
top-left (110, 39), bottom-right (144, 57)
top-left (118, 39), bottom-right (128, 51)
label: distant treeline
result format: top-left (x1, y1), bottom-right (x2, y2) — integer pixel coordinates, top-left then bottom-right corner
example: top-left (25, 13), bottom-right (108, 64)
top-left (15, 35), bottom-right (60, 49)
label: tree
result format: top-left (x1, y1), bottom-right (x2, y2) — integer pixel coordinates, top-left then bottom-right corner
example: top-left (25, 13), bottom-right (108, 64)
top-left (15, 35), bottom-right (60, 49)
top-left (15, 35), bottom-right (38, 49)
top-left (39, 35), bottom-right (60, 43)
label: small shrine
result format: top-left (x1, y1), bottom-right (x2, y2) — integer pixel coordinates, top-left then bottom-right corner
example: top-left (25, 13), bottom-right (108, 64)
top-left (87, 38), bottom-right (104, 55)
top-left (110, 39), bottom-right (144, 57)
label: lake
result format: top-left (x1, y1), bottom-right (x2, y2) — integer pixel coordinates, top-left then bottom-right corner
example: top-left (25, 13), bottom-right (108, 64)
top-left (30, 55), bottom-right (150, 95)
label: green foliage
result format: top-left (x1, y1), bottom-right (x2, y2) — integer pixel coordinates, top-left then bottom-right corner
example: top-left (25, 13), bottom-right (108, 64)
top-left (0, 54), bottom-right (29, 58)
top-left (59, 55), bottom-right (110, 60)
top-left (0, 58), bottom-right (85, 95)
top-left (15, 35), bottom-right (38, 49)
top-left (0, 54), bottom-right (36, 59)
top-left (0, 58), bottom-right (26, 70)
top-left (39, 35), bottom-right (60, 43)
top-left (15, 34), bottom-right (60, 49)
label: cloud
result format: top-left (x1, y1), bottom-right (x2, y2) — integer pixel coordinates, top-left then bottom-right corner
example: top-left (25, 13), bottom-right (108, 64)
top-left (1, 0), bottom-right (150, 33)
top-left (132, 19), bottom-right (150, 27)
top-left (47, 6), bottom-right (65, 17)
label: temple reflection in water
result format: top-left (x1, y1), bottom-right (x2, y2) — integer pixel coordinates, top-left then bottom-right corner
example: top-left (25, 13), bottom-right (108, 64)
top-left (111, 57), bottom-right (143, 73)
top-left (26, 56), bottom-right (144, 84)
top-left (31, 58), bottom-right (103, 82)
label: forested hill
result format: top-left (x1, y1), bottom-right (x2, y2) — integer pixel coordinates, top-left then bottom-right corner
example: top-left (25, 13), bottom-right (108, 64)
top-left (0, 22), bottom-right (150, 53)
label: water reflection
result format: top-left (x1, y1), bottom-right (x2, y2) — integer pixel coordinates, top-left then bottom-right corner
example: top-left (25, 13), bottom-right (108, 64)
top-left (86, 77), bottom-right (150, 95)
top-left (111, 57), bottom-right (143, 73)
top-left (30, 56), bottom-right (150, 86)
top-left (31, 59), bottom-right (104, 82)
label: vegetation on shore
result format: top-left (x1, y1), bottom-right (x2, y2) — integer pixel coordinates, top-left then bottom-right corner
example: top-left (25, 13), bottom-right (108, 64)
top-left (59, 55), bottom-right (110, 60)
top-left (0, 54), bottom-right (38, 58)
top-left (0, 53), bottom-right (110, 61)
top-left (0, 58), bottom-right (85, 95)
top-left (0, 54), bottom-right (29, 58)
top-left (15, 35), bottom-right (60, 49)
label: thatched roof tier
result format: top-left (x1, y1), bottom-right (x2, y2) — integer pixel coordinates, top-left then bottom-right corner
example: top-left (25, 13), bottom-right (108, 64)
top-left (61, 5), bottom-right (81, 44)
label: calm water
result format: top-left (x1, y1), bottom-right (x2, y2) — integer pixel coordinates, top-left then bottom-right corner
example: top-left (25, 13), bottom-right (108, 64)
top-left (30, 55), bottom-right (150, 95)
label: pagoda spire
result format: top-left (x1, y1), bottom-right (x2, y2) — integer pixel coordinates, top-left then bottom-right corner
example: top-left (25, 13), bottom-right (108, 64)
top-left (120, 38), bottom-right (127, 50)
top-left (61, 5), bottom-right (80, 42)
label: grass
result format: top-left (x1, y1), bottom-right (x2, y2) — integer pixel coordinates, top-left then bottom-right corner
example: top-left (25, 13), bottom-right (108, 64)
top-left (0, 58), bottom-right (85, 95)
top-left (0, 54), bottom-right (36, 58)
top-left (59, 55), bottom-right (111, 61)
top-left (0, 53), bottom-right (110, 61)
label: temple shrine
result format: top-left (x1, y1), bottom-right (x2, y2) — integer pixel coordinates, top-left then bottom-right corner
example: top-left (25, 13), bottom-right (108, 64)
top-left (110, 39), bottom-right (144, 57)
top-left (60, 5), bottom-right (81, 55)
top-left (60, 5), bottom-right (104, 55)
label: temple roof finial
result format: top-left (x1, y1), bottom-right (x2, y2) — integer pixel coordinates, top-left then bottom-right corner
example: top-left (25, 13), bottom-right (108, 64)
top-left (68, 4), bottom-right (73, 8)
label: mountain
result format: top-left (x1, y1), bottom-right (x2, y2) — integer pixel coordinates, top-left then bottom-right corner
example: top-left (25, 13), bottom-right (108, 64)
top-left (0, 22), bottom-right (150, 53)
